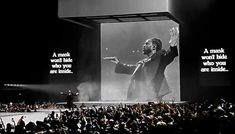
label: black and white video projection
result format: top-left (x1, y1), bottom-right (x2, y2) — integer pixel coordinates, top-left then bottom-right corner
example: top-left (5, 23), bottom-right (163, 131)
top-left (101, 20), bottom-right (180, 101)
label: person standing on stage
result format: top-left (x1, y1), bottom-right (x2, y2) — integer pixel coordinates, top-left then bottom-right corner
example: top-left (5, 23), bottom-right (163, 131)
top-left (60, 90), bottom-right (79, 110)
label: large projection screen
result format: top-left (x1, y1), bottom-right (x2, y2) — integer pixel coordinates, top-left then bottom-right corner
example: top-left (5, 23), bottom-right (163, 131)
top-left (101, 20), bottom-right (180, 101)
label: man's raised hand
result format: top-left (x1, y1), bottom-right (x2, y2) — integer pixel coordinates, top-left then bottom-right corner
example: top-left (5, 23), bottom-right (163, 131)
top-left (169, 27), bottom-right (179, 46)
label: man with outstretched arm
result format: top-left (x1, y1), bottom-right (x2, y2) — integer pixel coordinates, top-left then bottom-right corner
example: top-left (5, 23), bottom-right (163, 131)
top-left (104, 27), bottom-right (179, 101)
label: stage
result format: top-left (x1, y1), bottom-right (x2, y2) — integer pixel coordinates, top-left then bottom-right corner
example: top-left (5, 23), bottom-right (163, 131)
top-left (0, 109), bottom-right (62, 125)
top-left (57, 100), bottom-right (187, 107)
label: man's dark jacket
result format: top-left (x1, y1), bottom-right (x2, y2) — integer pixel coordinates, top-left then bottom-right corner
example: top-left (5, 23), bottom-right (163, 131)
top-left (115, 46), bottom-right (178, 100)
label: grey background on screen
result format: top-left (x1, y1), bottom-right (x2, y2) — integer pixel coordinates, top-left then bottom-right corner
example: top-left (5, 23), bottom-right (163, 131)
top-left (101, 20), bottom-right (180, 101)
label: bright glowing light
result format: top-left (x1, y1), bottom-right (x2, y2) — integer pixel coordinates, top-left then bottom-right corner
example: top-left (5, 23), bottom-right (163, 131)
top-left (4, 84), bottom-right (27, 87)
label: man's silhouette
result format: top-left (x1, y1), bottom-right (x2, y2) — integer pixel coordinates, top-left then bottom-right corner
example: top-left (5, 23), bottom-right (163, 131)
top-left (61, 90), bottom-right (79, 110)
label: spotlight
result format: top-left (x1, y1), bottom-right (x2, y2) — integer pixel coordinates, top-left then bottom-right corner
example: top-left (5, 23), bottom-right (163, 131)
top-left (4, 84), bottom-right (27, 87)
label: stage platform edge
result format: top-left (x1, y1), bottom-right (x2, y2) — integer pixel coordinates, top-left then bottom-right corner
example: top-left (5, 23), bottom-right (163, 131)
top-left (57, 100), bottom-right (188, 107)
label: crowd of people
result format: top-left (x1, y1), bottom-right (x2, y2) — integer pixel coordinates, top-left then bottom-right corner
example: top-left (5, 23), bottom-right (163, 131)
top-left (0, 98), bottom-right (234, 134)
top-left (0, 102), bottom-right (62, 113)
